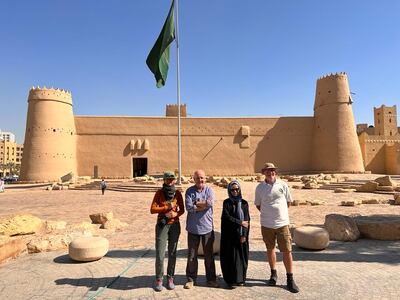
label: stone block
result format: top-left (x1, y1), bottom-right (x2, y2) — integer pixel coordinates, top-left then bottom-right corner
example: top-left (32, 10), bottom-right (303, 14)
top-left (324, 214), bottom-right (360, 241)
top-left (90, 212), bottom-right (114, 225)
top-left (0, 236), bottom-right (26, 263)
top-left (354, 215), bottom-right (400, 240)
top-left (0, 214), bottom-right (43, 236)
top-left (293, 226), bottom-right (329, 250)
top-left (356, 181), bottom-right (378, 192)
top-left (374, 175), bottom-right (396, 187)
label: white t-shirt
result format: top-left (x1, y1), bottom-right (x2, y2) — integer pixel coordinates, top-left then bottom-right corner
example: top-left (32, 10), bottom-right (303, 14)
top-left (254, 179), bottom-right (292, 229)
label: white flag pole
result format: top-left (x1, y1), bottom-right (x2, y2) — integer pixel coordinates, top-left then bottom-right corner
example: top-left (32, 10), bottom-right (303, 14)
top-left (175, 0), bottom-right (182, 184)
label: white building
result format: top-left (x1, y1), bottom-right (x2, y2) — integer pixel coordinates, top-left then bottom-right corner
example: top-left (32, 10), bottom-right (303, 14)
top-left (0, 129), bottom-right (16, 143)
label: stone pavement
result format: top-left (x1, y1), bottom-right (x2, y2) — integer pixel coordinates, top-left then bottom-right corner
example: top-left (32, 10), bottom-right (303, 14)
top-left (1, 239), bottom-right (399, 300)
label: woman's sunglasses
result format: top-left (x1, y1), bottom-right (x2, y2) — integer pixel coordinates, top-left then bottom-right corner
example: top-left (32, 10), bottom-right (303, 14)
top-left (231, 188), bottom-right (240, 192)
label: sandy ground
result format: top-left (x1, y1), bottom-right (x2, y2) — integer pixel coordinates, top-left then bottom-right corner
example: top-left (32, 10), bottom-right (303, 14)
top-left (1, 174), bottom-right (399, 251)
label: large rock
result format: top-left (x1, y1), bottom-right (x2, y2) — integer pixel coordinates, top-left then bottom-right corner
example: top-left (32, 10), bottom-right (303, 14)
top-left (69, 237), bottom-right (109, 262)
top-left (376, 186), bottom-right (395, 192)
top-left (0, 214), bottom-right (43, 236)
top-left (356, 181), bottom-right (378, 192)
top-left (45, 220), bottom-right (67, 232)
top-left (354, 215), bottom-right (400, 240)
top-left (340, 200), bottom-right (361, 206)
top-left (27, 231), bottom-right (92, 253)
top-left (293, 226), bottom-right (329, 250)
top-left (89, 212), bottom-right (114, 225)
top-left (198, 231), bottom-right (221, 255)
top-left (324, 214), bottom-right (360, 241)
top-left (374, 176), bottom-right (396, 187)
top-left (394, 194), bottom-right (400, 205)
top-left (0, 236), bottom-right (26, 263)
top-left (100, 218), bottom-right (129, 230)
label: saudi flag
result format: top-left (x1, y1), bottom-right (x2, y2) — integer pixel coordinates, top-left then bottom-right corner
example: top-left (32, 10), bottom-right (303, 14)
top-left (146, 0), bottom-right (175, 88)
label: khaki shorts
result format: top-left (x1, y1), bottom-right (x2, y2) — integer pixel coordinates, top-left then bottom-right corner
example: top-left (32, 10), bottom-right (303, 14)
top-left (261, 225), bottom-right (292, 252)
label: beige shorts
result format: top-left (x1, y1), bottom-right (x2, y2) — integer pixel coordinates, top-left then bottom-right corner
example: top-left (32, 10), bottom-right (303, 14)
top-left (261, 225), bottom-right (292, 252)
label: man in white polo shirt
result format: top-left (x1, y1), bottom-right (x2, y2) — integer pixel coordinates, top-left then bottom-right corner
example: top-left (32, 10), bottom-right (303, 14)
top-left (255, 162), bottom-right (299, 293)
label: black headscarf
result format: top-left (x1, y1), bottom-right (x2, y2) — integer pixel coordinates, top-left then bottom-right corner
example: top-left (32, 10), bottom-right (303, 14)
top-left (227, 180), bottom-right (244, 235)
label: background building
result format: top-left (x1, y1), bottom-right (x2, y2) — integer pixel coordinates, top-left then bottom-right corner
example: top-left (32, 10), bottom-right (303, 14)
top-left (0, 129), bottom-right (16, 143)
top-left (0, 133), bottom-right (23, 177)
top-left (358, 105), bottom-right (400, 174)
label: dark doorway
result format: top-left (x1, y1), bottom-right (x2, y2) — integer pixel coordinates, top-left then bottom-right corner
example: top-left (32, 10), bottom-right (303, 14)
top-left (132, 158), bottom-right (147, 177)
top-left (93, 165), bottom-right (99, 179)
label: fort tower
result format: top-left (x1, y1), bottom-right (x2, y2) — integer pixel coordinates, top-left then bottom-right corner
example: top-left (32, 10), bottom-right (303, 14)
top-left (20, 87), bottom-right (77, 181)
top-left (311, 73), bottom-right (364, 172)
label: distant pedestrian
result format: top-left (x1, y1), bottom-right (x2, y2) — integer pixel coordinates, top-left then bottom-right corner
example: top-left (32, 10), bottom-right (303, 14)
top-left (150, 171), bottom-right (184, 292)
top-left (100, 179), bottom-right (107, 195)
top-left (255, 162), bottom-right (299, 293)
top-left (0, 178), bottom-right (4, 193)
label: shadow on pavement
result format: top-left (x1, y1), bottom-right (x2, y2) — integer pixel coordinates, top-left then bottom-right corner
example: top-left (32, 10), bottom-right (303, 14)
top-left (249, 239), bottom-right (400, 265)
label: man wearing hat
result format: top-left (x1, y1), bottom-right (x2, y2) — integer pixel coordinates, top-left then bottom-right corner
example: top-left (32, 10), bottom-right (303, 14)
top-left (150, 171), bottom-right (185, 291)
top-left (255, 162), bottom-right (300, 293)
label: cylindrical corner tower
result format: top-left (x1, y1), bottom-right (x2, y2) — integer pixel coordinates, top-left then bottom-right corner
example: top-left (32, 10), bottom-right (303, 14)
top-left (20, 87), bottom-right (77, 181)
top-left (311, 73), bottom-right (364, 172)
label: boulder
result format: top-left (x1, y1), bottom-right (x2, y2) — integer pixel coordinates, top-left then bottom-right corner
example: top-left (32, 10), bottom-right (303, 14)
top-left (293, 226), bottom-right (329, 250)
top-left (198, 231), bottom-right (221, 255)
top-left (45, 220), bottom-right (67, 232)
top-left (376, 186), bottom-right (394, 192)
top-left (306, 200), bottom-right (325, 206)
top-left (340, 200), bottom-right (361, 206)
top-left (69, 237), bottom-right (109, 262)
top-left (89, 212), bottom-right (114, 225)
top-left (100, 218), bottom-right (129, 230)
top-left (394, 194), bottom-right (400, 205)
top-left (353, 215), bottom-right (400, 240)
top-left (27, 231), bottom-right (92, 253)
top-left (303, 182), bottom-right (319, 189)
top-left (374, 176), bottom-right (396, 187)
top-left (356, 181), bottom-right (378, 192)
top-left (361, 199), bottom-right (386, 204)
top-left (0, 236), bottom-right (26, 263)
top-left (324, 214), bottom-right (360, 241)
top-left (0, 214), bottom-right (43, 236)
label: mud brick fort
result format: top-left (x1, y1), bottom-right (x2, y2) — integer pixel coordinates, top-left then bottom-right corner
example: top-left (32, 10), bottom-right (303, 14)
top-left (19, 72), bottom-right (399, 182)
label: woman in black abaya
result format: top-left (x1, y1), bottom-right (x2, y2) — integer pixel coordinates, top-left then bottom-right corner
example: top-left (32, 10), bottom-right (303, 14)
top-left (220, 180), bottom-right (250, 287)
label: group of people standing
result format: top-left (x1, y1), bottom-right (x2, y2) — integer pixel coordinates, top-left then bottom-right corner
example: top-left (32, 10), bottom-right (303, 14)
top-left (150, 163), bottom-right (299, 293)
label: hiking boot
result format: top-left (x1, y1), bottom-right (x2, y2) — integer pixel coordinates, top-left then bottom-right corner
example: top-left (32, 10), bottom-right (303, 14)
top-left (184, 281), bottom-right (194, 289)
top-left (268, 269), bottom-right (278, 286)
top-left (287, 273), bottom-right (300, 293)
top-left (166, 278), bottom-right (175, 290)
top-left (154, 279), bottom-right (163, 292)
top-left (207, 280), bottom-right (220, 288)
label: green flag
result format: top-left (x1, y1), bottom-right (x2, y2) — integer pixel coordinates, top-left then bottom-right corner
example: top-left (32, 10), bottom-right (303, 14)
top-left (146, 0), bottom-right (175, 88)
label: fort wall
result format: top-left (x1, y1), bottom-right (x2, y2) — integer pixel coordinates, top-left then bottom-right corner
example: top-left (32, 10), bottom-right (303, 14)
top-left (74, 116), bottom-right (314, 177)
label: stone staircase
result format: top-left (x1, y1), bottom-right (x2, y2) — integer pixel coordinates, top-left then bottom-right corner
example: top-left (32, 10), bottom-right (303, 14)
top-left (71, 180), bottom-right (186, 193)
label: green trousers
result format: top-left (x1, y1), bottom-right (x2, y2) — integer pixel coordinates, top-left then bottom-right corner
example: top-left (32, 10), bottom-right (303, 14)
top-left (155, 222), bottom-right (181, 280)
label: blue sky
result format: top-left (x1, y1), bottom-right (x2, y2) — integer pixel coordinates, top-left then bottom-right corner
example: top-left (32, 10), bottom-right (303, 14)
top-left (1, 0), bottom-right (399, 143)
